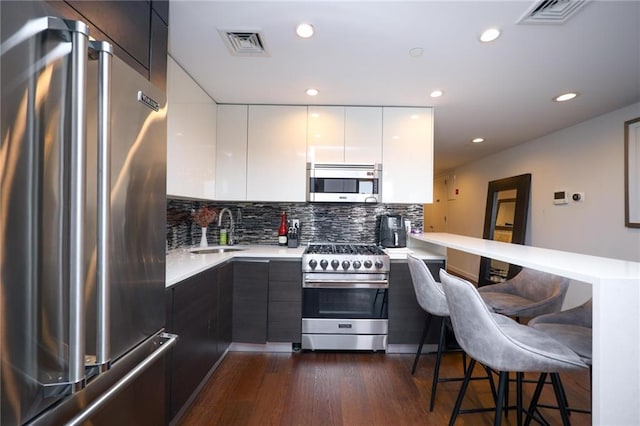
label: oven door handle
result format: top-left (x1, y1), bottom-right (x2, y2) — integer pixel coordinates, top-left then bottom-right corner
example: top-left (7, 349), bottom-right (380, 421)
top-left (303, 280), bottom-right (389, 289)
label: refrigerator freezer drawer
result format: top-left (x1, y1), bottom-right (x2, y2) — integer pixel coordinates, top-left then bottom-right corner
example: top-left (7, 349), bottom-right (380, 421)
top-left (29, 332), bottom-right (177, 426)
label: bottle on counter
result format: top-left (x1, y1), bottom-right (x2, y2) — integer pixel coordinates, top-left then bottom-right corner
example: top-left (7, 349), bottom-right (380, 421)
top-left (278, 211), bottom-right (288, 246)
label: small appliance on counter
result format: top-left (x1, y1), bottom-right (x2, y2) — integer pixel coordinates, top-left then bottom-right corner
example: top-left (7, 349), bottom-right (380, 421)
top-left (378, 214), bottom-right (407, 248)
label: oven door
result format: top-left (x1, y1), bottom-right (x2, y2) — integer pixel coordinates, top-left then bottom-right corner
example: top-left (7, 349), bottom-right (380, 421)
top-left (302, 284), bottom-right (388, 320)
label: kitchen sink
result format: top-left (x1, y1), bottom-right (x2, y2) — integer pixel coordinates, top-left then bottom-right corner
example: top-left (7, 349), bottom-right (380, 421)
top-left (188, 246), bottom-right (246, 254)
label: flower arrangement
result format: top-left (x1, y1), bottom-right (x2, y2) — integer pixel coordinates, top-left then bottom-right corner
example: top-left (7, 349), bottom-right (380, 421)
top-left (193, 207), bottom-right (218, 227)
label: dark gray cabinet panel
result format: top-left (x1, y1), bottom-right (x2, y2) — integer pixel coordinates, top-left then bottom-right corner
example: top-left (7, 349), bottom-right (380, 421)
top-left (47, 0), bottom-right (168, 91)
top-left (166, 267), bottom-right (219, 419)
top-left (150, 10), bottom-right (168, 92)
top-left (233, 261), bottom-right (269, 343)
top-left (165, 261), bottom-right (233, 422)
top-left (268, 261), bottom-right (302, 342)
top-left (217, 262), bottom-right (233, 354)
top-left (388, 260), bottom-right (445, 344)
top-left (65, 0), bottom-right (150, 68)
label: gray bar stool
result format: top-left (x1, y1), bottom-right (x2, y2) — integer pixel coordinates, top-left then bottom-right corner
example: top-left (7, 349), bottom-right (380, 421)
top-left (526, 299), bottom-right (593, 422)
top-left (407, 254), bottom-right (482, 412)
top-left (478, 267), bottom-right (570, 320)
top-left (439, 270), bottom-right (587, 426)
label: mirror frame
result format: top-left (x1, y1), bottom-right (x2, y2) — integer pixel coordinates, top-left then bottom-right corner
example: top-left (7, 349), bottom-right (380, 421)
top-left (625, 117), bottom-right (640, 228)
top-left (478, 173), bottom-right (532, 286)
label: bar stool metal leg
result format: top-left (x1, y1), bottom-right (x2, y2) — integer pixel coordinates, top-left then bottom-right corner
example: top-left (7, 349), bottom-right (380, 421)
top-left (429, 317), bottom-right (447, 411)
top-left (411, 313), bottom-right (432, 375)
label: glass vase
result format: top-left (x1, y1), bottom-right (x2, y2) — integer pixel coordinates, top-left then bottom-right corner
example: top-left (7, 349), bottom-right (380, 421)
top-left (200, 226), bottom-right (208, 247)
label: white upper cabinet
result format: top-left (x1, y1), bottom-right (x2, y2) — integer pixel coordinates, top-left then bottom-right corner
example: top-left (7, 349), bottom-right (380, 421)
top-left (382, 107), bottom-right (433, 203)
top-left (307, 106), bottom-right (345, 164)
top-left (307, 106), bottom-right (382, 164)
top-left (246, 105), bottom-right (308, 202)
top-left (166, 56), bottom-right (217, 200)
top-left (215, 105), bottom-right (248, 200)
top-left (345, 107), bottom-right (382, 164)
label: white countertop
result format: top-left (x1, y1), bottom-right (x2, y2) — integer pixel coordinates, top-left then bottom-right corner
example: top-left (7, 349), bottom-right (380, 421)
top-left (166, 245), bottom-right (305, 287)
top-left (166, 243), bottom-right (445, 287)
top-left (409, 232), bottom-right (640, 284)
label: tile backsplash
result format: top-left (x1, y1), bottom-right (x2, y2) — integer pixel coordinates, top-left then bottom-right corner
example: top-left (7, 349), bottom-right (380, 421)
top-left (167, 198), bottom-right (423, 249)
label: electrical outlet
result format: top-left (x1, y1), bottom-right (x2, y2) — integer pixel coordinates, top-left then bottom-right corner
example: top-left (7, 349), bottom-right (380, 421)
top-left (572, 192), bottom-right (585, 202)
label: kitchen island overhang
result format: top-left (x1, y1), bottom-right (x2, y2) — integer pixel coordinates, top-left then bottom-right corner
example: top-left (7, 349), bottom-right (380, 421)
top-left (408, 232), bottom-right (640, 426)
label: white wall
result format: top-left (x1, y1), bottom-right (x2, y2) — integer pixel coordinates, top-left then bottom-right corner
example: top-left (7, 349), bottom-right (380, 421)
top-left (426, 102), bottom-right (640, 307)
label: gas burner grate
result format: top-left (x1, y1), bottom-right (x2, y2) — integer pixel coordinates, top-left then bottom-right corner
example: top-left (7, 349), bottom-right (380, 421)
top-left (305, 243), bottom-right (385, 256)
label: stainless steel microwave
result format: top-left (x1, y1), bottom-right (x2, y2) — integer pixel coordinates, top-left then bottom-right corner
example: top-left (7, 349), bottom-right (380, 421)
top-left (307, 163), bottom-right (381, 203)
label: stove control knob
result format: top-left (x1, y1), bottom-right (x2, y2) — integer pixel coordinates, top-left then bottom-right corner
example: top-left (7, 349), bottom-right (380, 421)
top-left (308, 259), bottom-right (318, 270)
top-left (342, 260), bottom-right (351, 270)
top-left (331, 259), bottom-right (340, 270)
top-left (320, 259), bottom-right (329, 270)
top-left (375, 260), bottom-right (384, 269)
top-left (352, 260), bottom-right (362, 269)
top-left (363, 260), bottom-right (373, 269)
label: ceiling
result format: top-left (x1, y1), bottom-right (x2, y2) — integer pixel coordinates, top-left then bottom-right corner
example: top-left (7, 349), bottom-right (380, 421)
top-left (168, 0), bottom-right (640, 175)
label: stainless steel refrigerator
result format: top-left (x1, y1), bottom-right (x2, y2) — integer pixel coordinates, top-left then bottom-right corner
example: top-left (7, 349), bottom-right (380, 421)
top-left (1, 2), bottom-right (176, 424)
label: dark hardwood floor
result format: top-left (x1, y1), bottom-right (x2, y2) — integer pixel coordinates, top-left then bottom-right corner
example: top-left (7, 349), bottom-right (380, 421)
top-left (178, 351), bottom-right (591, 426)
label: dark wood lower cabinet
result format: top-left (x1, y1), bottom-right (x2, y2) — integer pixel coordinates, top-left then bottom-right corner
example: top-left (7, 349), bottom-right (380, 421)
top-left (388, 260), bottom-right (445, 345)
top-left (217, 262), bottom-right (233, 355)
top-left (232, 260), bottom-right (269, 343)
top-left (268, 260), bottom-right (302, 343)
top-left (165, 261), bottom-right (233, 421)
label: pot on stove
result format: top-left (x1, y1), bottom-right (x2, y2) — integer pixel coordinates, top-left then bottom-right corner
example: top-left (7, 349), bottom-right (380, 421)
top-left (378, 214), bottom-right (407, 248)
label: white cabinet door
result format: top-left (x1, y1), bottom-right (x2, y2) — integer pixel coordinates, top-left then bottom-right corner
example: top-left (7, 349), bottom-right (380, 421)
top-left (307, 106), bottom-right (382, 164)
top-left (382, 107), bottom-right (433, 203)
top-left (247, 105), bottom-right (308, 201)
top-left (166, 56), bottom-right (217, 200)
top-left (215, 105), bottom-right (248, 200)
top-left (345, 107), bottom-right (382, 164)
top-left (307, 106), bottom-right (345, 163)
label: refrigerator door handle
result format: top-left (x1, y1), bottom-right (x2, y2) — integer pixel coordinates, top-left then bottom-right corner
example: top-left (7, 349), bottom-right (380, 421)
top-left (64, 19), bottom-right (91, 391)
top-left (65, 333), bottom-right (178, 426)
top-left (0, 17), bottom-right (85, 55)
top-left (88, 40), bottom-right (114, 372)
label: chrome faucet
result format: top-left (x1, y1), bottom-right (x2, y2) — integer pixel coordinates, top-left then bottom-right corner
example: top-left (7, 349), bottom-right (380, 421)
top-left (218, 208), bottom-right (235, 245)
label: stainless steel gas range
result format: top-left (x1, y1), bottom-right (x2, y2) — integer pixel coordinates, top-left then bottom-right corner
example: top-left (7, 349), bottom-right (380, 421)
top-left (301, 243), bottom-right (390, 351)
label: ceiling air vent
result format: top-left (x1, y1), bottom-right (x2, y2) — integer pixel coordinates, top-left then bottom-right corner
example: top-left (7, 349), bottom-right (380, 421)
top-left (218, 29), bottom-right (269, 57)
top-left (517, 0), bottom-right (590, 24)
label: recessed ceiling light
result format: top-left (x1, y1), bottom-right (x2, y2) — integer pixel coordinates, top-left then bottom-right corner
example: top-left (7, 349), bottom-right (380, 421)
top-left (430, 90), bottom-right (443, 98)
top-left (472, 137), bottom-right (485, 143)
top-left (554, 92), bottom-right (578, 102)
top-left (296, 23), bottom-right (314, 38)
top-left (306, 88), bottom-right (319, 96)
top-left (409, 47), bottom-right (424, 57)
top-left (480, 28), bottom-right (501, 43)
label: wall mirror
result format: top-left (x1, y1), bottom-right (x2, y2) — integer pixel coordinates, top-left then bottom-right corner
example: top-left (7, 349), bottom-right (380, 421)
top-left (478, 173), bottom-right (532, 286)
top-left (625, 117), bottom-right (640, 227)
